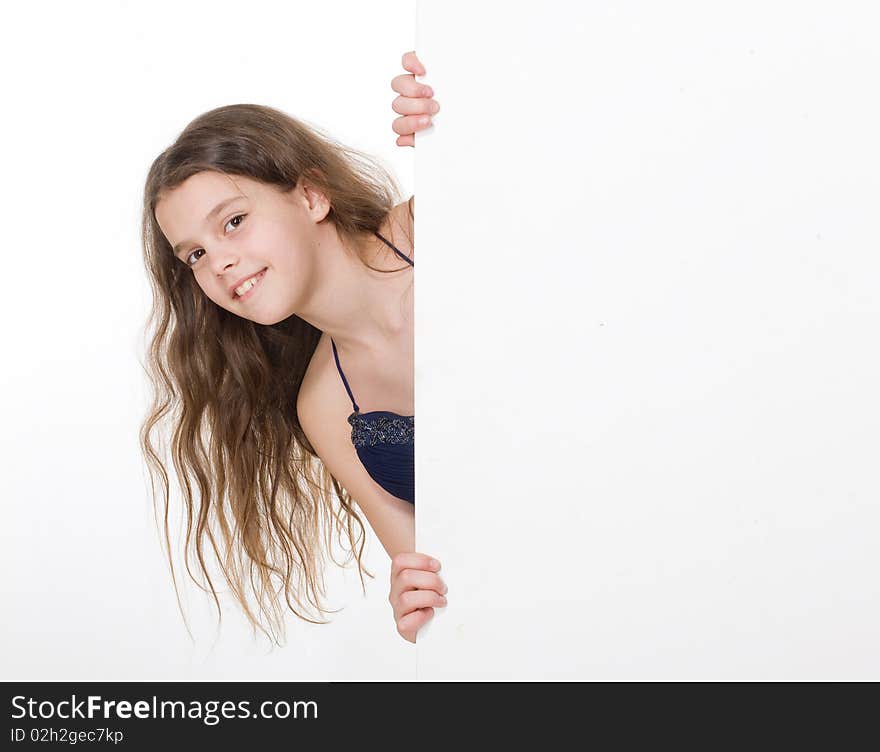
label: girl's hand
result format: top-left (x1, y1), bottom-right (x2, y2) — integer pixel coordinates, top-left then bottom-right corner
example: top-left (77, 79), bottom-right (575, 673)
top-left (389, 552), bottom-right (448, 642)
top-left (391, 51), bottom-right (440, 147)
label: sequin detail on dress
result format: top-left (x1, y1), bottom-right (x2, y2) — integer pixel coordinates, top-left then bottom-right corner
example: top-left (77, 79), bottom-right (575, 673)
top-left (347, 411), bottom-right (415, 448)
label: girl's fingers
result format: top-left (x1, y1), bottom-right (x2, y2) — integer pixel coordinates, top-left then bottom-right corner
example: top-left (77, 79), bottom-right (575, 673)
top-left (399, 589), bottom-right (448, 613)
top-left (392, 94), bottom-right (440, 117)
top-left (391, 72), bottom-right (433, 98)
top-left (392, 589), bottom-right (446, 626)
top-left (390, 569), bottom-right (447, 601)
top-left (389, 545), bottom-right (444, 641)
top-left (392, 113), bottom-right (434, 137)
top-left (400, 568), bottom-right (447, 594)
top-left (391, 552), bottom-right (440, 580)
top-left (401, 50), bottom-right (426, 76)
top-left (397, 607), bottom-right (434, 643)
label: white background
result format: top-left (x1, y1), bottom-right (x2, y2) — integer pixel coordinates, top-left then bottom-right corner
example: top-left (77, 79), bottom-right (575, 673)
top-left (1, 0), bottom-right (417, 681)
top-left (414, 0), bottom-right (879, 678)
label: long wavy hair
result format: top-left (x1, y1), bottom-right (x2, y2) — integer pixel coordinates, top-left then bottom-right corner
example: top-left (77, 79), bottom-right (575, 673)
top-left (139, 103), bottom-right (412, 646)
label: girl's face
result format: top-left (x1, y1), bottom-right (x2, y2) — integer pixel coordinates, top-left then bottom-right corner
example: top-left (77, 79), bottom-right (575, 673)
top-left (154, 171), bottom-right (321, 325)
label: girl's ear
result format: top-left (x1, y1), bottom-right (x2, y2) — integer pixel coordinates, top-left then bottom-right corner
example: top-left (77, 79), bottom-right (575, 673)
top-left (298, 169), bottom-right (331, 218)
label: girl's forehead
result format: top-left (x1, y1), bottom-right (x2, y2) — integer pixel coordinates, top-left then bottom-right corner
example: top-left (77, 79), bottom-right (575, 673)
top-left (156, 174), bottom-right (260, 224)
top-left (165, 172), bottom-right (256, 205)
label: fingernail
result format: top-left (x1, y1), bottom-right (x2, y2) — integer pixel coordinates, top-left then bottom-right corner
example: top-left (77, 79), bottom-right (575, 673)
top-left (430, 558), bottom-right (440, 569)
top-left (419, 116), bottom-right (431, 126)
top-left (423, 86), bottom-right (434, 97)
top-left (430, 101), bottom-right (440, 113)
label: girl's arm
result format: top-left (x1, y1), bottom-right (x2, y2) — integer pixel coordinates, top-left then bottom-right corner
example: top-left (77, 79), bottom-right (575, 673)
top-left (391, 51), bottom-right (439, 148)
top-left (297, 371), bottom-right (446, 642)
top-left (297, 378), bottom-right (416, 557)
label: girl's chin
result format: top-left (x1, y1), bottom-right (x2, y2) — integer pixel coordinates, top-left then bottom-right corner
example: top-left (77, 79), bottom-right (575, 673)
top-left (246, 303), bottom-right (299, 326)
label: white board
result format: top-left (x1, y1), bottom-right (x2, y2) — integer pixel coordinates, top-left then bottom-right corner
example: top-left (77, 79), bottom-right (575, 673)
top-left (414, 0), bottom-right (880, 679)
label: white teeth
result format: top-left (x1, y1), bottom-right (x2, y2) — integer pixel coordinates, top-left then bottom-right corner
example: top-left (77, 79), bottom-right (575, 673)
top-left (235, 272), bottom-right (262, 297)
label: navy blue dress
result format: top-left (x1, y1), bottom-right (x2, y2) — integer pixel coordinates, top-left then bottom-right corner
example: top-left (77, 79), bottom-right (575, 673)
top-left (330, 231), bottom-right (415, 504)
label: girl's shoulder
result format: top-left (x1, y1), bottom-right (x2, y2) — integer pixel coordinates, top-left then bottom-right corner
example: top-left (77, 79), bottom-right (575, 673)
top-left (298, 332), bottom-right (345, 425)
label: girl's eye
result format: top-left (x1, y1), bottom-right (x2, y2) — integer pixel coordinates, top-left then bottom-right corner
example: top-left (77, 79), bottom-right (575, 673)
top-left (185, 248), bottom-right (206, 266)
top-left (185, 214), bottom-right (247, 267)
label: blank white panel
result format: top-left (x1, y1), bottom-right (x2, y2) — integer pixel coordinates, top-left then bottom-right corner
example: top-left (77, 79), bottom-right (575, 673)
top-left (414, 0), bottom-right (880, 678)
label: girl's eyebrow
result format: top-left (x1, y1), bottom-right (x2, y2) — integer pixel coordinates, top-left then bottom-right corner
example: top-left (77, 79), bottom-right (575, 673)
top-left (172, 196), bottom-right (246, 255)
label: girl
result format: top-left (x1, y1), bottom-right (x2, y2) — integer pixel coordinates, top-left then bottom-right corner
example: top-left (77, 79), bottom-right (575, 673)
top-left (140, 51), bottom-right (444, 645)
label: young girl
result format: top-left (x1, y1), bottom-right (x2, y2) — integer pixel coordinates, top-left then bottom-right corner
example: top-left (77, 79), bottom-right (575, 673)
top-left (140, 51), bottom-right (445, 645)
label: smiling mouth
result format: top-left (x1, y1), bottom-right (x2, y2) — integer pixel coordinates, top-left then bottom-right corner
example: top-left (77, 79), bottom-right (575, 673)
top-left (233, 268), bottom-right (268, 300)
